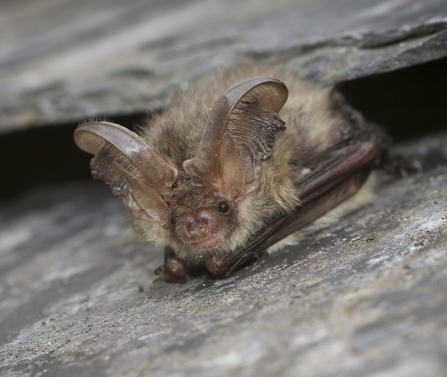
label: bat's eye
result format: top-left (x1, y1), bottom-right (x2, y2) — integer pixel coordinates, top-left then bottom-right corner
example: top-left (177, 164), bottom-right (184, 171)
top-left (218, 202), bottom-right (230, 214)
top-left (171, 216), bottom-right (178, 225)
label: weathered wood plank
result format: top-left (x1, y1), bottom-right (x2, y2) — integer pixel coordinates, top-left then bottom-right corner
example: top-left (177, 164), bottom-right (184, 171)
top-left (0, 134), bottom-right (446, 376)
top-left (0, 0), bottom-right (446, 131)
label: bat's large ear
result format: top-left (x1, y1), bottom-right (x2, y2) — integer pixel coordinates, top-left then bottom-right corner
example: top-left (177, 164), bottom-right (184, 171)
top-left (183, 78), bottom-right (288, 200)
top-left (74, 122), bottom-right (178, 228)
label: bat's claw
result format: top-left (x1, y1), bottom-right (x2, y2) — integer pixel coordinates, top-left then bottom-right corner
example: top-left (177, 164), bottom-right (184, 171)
top-left (150, 266), bottom-right (165, 287)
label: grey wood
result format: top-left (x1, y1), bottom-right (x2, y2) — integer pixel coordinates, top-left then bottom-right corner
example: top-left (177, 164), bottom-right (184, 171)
top-left (0, 134), bottom-right (446, 376)
top-left (0, 0), bottom-right (446, 132)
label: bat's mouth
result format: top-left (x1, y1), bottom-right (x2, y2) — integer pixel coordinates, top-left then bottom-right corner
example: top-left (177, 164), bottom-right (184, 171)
top-left (187, 234), bottom-right (222, 250)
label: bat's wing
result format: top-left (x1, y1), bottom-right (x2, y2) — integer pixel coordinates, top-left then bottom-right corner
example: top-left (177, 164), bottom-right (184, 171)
top-left (205, 141), bottom-right (379, 278)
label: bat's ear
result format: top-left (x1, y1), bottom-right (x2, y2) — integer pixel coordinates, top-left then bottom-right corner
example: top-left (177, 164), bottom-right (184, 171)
top-left (183, 78), bottom-right (288, 199)
top-left (74, 122), bottom-right (178, 228)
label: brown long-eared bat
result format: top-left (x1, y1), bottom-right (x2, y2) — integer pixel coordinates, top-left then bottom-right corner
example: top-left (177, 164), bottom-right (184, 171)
top-left (74, 64), bottom-right (390, 283)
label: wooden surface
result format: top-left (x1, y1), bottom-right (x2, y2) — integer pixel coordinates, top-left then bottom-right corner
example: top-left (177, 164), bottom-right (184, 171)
top-left (0, 0), bottom-right (446, 131)
top-left (0, 134), bottom-right (446, 377)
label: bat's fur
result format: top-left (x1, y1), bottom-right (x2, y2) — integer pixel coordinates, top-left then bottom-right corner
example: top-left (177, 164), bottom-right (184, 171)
top-left (133, 63), bottom-right (385, 264)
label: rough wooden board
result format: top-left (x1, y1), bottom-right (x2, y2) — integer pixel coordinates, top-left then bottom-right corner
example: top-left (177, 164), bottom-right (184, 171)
top-left (0, 134), bottom-right (446, 377)
top-left (0, 0), bottom-right (446, 131)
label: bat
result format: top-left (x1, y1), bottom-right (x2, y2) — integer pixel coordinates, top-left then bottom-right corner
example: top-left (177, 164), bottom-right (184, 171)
top-left (74, 63), bottom-right (390, 283)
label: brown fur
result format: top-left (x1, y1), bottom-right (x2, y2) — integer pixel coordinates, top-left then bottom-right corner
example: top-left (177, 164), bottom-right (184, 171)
top-left (133, 63), bottom-right (359, 263)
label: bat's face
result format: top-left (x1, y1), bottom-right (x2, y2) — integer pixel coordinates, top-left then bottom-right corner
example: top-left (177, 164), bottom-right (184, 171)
top-left (167, 183), bottom-right (238, 253)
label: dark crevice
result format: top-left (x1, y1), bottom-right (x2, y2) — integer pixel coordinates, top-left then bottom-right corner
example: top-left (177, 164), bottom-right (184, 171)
top-left (0, 113), bottom-right (146, 201)
top-left (337, 57), bottom-right (447, 142)
top-left (0, 58), bottom-right (446, 202)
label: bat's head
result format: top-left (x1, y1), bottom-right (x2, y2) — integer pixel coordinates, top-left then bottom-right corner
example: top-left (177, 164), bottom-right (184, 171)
top-left (74, 78), bottom-right (288, 260)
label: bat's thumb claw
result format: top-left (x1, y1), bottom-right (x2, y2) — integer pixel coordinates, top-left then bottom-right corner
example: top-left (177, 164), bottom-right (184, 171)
top-left (150, 265), bottom-right (165, 287)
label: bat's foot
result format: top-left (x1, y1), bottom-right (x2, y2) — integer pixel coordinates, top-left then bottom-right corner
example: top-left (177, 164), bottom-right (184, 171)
top-left (206, 252), bottom-right (262, 278)
top-left (385, 154), bottom-right (422, 178)
top-left (205, 256), bottom-right (232, 279)
top-left (150, 257), bottom-right (188, 285)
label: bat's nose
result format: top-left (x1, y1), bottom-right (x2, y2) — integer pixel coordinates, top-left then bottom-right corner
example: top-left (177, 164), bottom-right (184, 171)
top-left (182, 210), bottom-right (212, 240)
top-left (184, 217), bottom-right (209, 239)
top-left (178, 208), bottom-right (223, 249)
